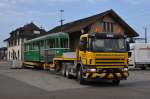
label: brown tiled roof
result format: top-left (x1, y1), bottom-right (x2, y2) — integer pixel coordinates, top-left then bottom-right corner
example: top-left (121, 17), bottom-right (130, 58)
top-left (48, 9), bottom-right (139, 37)
top-left (4, 22), bottom-right (47, 41)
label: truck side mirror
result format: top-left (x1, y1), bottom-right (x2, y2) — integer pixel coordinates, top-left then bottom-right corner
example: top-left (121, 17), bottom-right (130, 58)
top-left (128, 51), bottom-right (132, 58)
top-left (127, 43), bottom-right (130, 51)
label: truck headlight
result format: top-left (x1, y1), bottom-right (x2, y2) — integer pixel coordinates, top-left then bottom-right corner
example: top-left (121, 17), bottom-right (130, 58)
top-left (122, 68), bottom-right (128, 71)
top-left (83, 66), bottom-right (96, 72)
top-left (88, 68), bottom-right (96, 72)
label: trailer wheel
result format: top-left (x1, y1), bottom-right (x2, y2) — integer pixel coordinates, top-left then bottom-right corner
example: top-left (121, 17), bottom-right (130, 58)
top-left (55, 61), bottom-right (61, 72)
top-left (112, 80), bottom-right (120, 86)
top-left (77, 67), bottom-right (86, 85)
top-left (22, 63), bottom-right (26, 69)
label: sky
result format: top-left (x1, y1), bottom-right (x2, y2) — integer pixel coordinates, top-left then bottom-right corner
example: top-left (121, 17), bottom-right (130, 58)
top-left (0, 0), bottom-right (150, 47)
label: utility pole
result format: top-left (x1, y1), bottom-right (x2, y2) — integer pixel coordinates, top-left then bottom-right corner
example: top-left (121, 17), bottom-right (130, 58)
top-left (60, 10), bottom-right (64, 32)
top-left (143, 27), bottom-right (148, 43)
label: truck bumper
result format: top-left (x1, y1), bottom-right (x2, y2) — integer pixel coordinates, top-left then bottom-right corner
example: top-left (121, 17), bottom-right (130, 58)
top-left (82, 72), bottom-right (129, 81)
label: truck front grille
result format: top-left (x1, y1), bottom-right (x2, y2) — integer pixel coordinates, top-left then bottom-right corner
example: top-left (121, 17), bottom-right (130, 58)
top-left (95, 58), bottom-right (125, 65)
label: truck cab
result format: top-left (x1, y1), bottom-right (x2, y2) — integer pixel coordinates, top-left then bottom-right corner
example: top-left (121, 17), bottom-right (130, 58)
top-left (128, 43), bottom-right (150, 70)
top-left (76, 33), bottom-right (129, 85)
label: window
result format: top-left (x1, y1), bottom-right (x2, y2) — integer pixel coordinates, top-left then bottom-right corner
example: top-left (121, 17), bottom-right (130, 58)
top-left (40, 40), bottom-right (45, 49)
top-left (33, 42), bottom-right (39, 50)
top-left (79, 37), bottom-right (87, 51)
top-left (24, 44), bottom-right (27, 51)
top-left (17, 31), bottom-right (19, 35)
top-left (11, 52), bottom-right (13, 59)
top-left (24, 44), bottom-right (29, 51)
top-left (22, 39), bottom-right (24, 44)
top-left (9, 51), bottom-right (10, 59)
top-left (14, 40), bottom-right (17, 46)
top-left (60, 38), bottom-right (68, 48)
top-left (18, 50), bottom-right (19, 59)
top-left (29, 44), bottom-right (32, 50)
top-left (91, 38), bottom-right (126, 52)
top-left (18, 39), bottom-right (20, 45)
top-left (55, 38), bottom-right (59, 48)
top-left (33, 30), bottom-right (40, 34)
top-left (48, 39), bottom-right (54, 48)
top-left (103, 22), bottom-right (114, 32)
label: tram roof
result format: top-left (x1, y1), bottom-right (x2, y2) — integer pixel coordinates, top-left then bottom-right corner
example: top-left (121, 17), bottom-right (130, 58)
top-left (25, 32), bottom-right (69, 44)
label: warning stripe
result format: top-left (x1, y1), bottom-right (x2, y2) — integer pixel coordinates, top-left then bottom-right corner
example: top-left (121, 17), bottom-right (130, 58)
top-left (86, 72), bottom-right (129, 79)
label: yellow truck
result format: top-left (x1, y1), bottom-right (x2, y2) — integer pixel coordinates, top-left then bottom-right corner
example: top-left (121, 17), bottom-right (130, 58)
top-left (55, 33), bottom-right (129, 85)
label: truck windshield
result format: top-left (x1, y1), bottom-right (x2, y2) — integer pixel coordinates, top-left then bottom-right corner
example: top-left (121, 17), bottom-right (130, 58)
top-left (91, 38), bottom-right (126, 52)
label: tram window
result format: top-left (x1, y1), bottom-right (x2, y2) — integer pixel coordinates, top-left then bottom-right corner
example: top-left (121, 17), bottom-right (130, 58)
top-left (24, 44), bottom-right (29, 51)
top-left (32, 43), bottom-right (34, 50)
top-left (33, 43), bottom-right (35, 50)
top-left (65, 39), bottom-right (68, 48)
top-left (29, 44), bottom-right (32, 50)
top-left (24, 44), bottom-right (26, 51)
top-left (52, 39), bottom-right (55, 48)
top-left (40, 40), bottom-right (44, 49)
top-left (27, 44), bottom-right (29, 51)
top-left (60, 38), bottom-right (68, 48)
top-left (37, 42), bottom-right (40, 49)
top-left (55, 38), bottom-right (59, 48)
top-left (48, 39), bottom-right (54, 48)
top-left (31, 43), bottom-right (34, 50)
top-left (60, 38), bottom-right (64, 48)
top-left (33, 42), bottom-right (39, 50)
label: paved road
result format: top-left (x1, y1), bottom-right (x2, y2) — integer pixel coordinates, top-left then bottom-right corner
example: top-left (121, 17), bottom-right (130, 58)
top-left (0, 62), bottom-right (150, 99)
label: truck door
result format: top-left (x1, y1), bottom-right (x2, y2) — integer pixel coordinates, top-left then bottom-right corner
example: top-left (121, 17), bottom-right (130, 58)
top-left (79, 37), bottom-right (88, 64)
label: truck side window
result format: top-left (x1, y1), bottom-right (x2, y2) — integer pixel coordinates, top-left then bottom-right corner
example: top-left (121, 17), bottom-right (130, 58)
top-left (79, 37), bottom-right (87, 51)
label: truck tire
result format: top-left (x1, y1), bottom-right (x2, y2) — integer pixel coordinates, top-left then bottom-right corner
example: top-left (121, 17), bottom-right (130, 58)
top-left (112, 80), bottom-right (120, 86)
top-left (141, 67), bottom-right (146, 70)
top-left (148, 65), bottom-right (150, 69)
top-left (65, 66), bottom-right (72, 79)
top-left (55, 61), bottom-right (61, 72)
top-left (61, 63), bottom-right (66, 77)
top-left (77, 67), bottom-right (86, 85)
top-left (22, 63), bottom-right (26, 69)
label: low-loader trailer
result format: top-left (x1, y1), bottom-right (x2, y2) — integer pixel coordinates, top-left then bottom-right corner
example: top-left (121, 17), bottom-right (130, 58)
top-left (23, 32), bottom-right (129, 85)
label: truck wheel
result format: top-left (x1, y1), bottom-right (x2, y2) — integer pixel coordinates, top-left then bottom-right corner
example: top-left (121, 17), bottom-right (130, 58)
top-left (141, 66), bottom-right (146, 70)
top-left (77, 67), bottom-right (86, 85)
top-left (148, 65), bottom-right (150, 69)
top-left (65, 67), bottom-right (72, 79)
top-left (112, 80), bottom-right (120, 86)
top-left (61, 63), bottom-right (66, 77)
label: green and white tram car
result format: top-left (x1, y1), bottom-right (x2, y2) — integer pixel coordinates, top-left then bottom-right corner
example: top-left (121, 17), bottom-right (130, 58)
top-left (23, 32), bottom-right (70, 68)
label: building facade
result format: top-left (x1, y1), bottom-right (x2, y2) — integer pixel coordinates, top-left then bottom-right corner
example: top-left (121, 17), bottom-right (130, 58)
top-left (48, 9), bottom-right (139, 51)
top-left (4, 22), bottom-right (47, 61)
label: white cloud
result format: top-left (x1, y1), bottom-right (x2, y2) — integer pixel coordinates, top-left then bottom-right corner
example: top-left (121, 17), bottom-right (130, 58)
top-left (0, 0), bottom-right (109, 6)
top-left (0, 0), bottom-right (109, 22)
top-left (122, 0), bottom-right (150, 5)
top-left (2, 0), bottom-right (150, 6)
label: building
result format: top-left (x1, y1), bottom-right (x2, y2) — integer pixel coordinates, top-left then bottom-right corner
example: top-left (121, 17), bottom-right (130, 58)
top-left (0, 47), bottom-right (7, 61)
top-left (4, 22), bottom-right (47, 61)
top-left (48, 9), bottom-right (139, 50)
